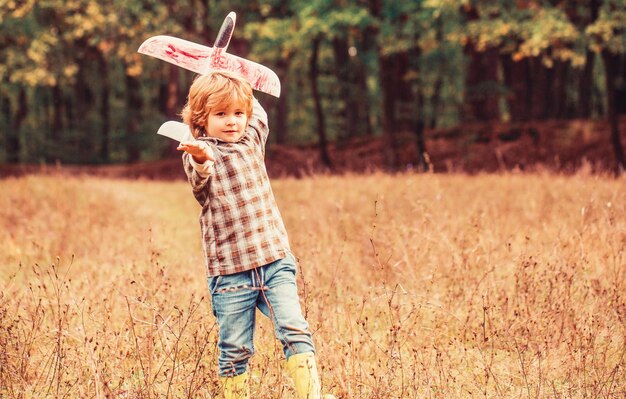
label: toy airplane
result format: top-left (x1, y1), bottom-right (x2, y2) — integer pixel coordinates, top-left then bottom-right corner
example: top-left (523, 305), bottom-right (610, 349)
top-left (139, 12), bottom-right (280, 97)
top-left (138, 12), bottom-right (280, 142)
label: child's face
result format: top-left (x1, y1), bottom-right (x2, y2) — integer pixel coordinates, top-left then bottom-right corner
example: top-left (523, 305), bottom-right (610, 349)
top-left (205, 102), bottom-right (248, 143)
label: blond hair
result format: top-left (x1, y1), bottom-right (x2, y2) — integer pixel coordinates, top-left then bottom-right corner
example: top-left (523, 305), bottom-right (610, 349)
top-left (181, 71), bottom-right (254, 138)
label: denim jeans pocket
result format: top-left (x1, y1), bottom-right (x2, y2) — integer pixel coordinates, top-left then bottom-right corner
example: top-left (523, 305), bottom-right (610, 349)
top-left (209, 276), bottom-right (222, 295)
top-left (281, 251), bottom-right (298, 275)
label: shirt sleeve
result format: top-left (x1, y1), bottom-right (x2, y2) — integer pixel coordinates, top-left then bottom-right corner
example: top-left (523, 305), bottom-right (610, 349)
top-left (247, 97), bottom-right (270, 147)
top-left (182, 152), bottom-right (212, 205)
top-left (188, 155), bottom-right (215, 177)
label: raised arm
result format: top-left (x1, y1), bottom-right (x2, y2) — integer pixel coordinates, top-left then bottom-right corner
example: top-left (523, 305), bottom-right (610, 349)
top-left (247, 97), bottom-right (270, 147)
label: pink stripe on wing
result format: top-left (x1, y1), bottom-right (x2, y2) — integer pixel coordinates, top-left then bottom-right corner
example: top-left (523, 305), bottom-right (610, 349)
top-left (139, 35), bottom-right (281, 97)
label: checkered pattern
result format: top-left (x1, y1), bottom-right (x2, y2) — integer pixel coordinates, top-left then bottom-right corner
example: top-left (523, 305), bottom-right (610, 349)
top-left (182, 99), bottom-right (290, 277)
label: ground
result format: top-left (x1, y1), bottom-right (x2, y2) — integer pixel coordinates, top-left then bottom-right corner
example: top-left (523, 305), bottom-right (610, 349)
top-left (1, 173), bottom-right (624, 398)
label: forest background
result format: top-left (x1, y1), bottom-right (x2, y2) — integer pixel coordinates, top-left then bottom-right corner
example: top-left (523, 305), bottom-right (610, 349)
top-left (1, 0), bottom-right (626, 175)
top-left (2, 2), bottom-right (626, 397)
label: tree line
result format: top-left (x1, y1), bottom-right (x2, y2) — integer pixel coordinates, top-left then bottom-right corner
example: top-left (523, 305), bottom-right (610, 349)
top-left (1, 0), bottom-right (625, 173)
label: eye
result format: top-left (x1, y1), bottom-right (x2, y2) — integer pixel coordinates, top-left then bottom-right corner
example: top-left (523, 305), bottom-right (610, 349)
top-left (235, 111), bottom-right (245, 116)
top-left (215, 111), bottom-right (226, 117)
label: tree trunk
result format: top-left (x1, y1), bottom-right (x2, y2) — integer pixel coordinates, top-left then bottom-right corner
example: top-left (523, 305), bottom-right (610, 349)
top-left (463, 46), bottom-right (500, 122)
top-left (73, 60), bottom-right (93, 152)
top-left (429, 17), bottom-right (444, 129)
top-left (602, 50), bottom-right (626, 175)
top-left (309, 35), bottom-right (333, 169)
top-left (266, 0), bottom-right (294, 145)
top-left (166, 65), bottom-right (179, 120)
top-left (274, 57), bottom-right (290, 145)
top-left (161, 65), bottom-right (181, 157)
top-left (332, 35), bottom-right (349, 140)
top-left (1, 88), bottom-right (10, 162)
top-left (125, 73), bottom-right (143, 163)
top-left (461, 5), bottom-right (500, 122)
top-left (529, 57), bottom-right (550, 120)
top-left (7, 87), bottom-right (28, 163)
top-left (332, 36), bottom-right (365, 140)
top-left (355, 56), bottom-right (372, 136)
top-left (395, 51), bottom-right (413, 132)
top-left (52, 84), bottom-right (63, 142)
top-left (430, 74), bottom-right (443, 129)
top-left (199, 0), bottom-right (212, 40)
top-left (360, 3), bottom-right (378, 137)
top-left (98, 52), bottom-right (110, 162)
top-left (577, 0), bottom-right (600, 118)
top-left (549, 59), bottom-right (570, 119)
top-left (379, 54), bottom-right (399, 169)
top-left (501, 55), bottom-right (531, 122)
top-left (615, 54), bottom-right (626, 116)
top-left (414, 106), bottom-right (428, 172)
top-left (65, 94), bottom-right (74, 132)
top-left (579, 50), bottom-right (595, 118)
top-left (411, 47), bottom-right (428, 172)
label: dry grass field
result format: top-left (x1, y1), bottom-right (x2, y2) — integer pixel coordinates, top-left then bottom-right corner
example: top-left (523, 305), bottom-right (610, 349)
top-left (0, 172), bottom-right (624, 398)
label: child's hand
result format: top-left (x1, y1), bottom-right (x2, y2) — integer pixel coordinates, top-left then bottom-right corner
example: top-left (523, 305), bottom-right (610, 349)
top-left (177, 140), bottom-right (215, 164)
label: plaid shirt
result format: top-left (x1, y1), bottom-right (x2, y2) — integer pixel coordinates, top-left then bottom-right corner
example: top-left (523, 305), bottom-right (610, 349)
top-left (182, 99), bottom-right (290, 277)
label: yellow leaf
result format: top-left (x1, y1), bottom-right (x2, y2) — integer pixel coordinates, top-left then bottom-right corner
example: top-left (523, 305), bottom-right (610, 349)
top-left (63, 64), bottom-right (78, 78)
top-left (126, 63), bottom-right (142, 77)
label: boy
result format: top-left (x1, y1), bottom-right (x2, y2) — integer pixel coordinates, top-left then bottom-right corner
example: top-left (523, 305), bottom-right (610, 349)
top-left (177, 71), bottom-right (334, 399)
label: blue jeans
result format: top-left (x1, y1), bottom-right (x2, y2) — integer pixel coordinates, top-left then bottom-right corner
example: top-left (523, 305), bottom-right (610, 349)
top-left (209, 252), bottom-right (316, 376)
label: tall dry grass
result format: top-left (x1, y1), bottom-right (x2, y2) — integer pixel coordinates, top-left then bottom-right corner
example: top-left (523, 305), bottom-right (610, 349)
top-left (0, 172), bottom-right (624, 398)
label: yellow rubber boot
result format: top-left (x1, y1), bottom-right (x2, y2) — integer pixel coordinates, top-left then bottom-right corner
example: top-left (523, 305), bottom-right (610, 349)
top-left (286, 352), bottom-right (336, 399)
top-left (220, 372), bottom-right (250, 399)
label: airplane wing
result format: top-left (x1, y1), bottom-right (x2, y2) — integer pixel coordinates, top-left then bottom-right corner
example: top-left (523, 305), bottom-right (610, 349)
top-left (157, 121), bottom-right (194, 143)
top-left (138, 35), bottom-right (213, 75)
top-left (138, 35), bottom-right (281, 97)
